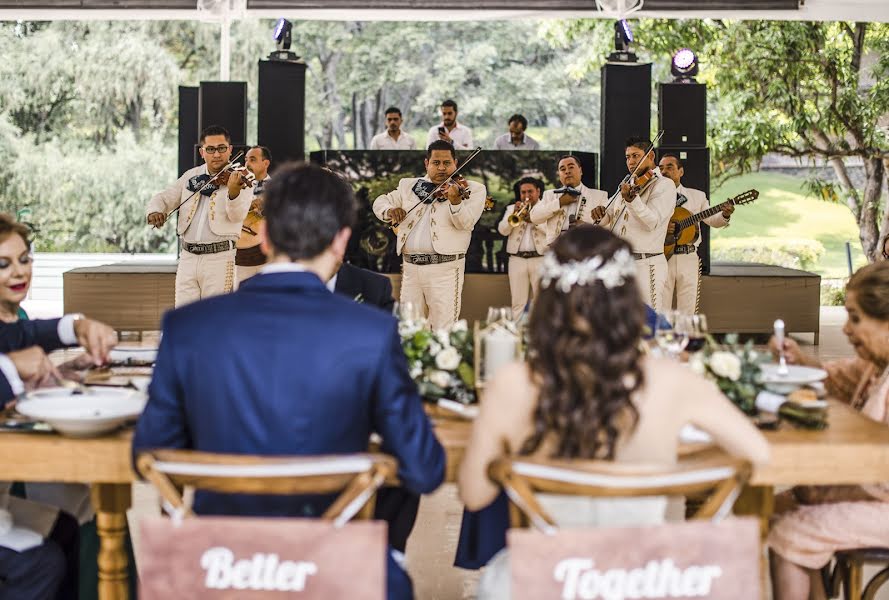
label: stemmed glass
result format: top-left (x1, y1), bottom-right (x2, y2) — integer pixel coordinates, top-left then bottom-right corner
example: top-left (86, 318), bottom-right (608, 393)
top-left (686, 314), bottom-right (709, 353)
top-left (655, 310), bottom-right (691, 360)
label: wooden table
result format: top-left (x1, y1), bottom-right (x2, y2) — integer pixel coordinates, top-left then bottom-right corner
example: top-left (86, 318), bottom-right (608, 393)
top-left (0, 430), bottom-right (135, 599)
top-left (3, 400), bottom-right (886, 599)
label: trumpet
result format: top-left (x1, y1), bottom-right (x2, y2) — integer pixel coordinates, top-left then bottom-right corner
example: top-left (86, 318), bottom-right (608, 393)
top-left (508, 203), bottom-right (530, 226)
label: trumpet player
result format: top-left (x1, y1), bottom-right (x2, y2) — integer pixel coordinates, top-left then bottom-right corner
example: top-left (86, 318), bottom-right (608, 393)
top-left (498, 177), bottom-right (548, 319)
top-left (372, 140), bottom-right (486, 329)
top-left (146, 125), bottom-right (253, 307)
top-left (530, 155), bottom-right (607, 244)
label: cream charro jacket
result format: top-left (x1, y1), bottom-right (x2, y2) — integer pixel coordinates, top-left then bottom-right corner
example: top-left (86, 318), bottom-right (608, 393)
top-left (497, 203), bottom-right (549, 255)
top-left (529, 184), bottom-right (608, 244)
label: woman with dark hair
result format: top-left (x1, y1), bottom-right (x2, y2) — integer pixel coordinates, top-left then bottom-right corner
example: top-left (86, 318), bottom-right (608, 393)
top-left (768, 260), bottom-right (889, 600)
top-left (458, 226), bottom-right (769, 599)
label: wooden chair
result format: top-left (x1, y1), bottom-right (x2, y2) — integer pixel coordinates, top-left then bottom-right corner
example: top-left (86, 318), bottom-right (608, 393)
top-left (823, 548), bottom-right (889, 600)
top-left (488, 452), bottom-right (752, 532)
top-left (136, 449), bottom-right (398, 526)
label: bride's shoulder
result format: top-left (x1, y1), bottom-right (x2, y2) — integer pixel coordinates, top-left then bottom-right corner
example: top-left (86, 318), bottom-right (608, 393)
top-left (483, 361), bottom-right (535, 407)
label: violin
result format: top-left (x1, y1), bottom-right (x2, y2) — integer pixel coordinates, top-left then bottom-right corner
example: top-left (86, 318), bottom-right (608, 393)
top-left (211, 164), bottom-right (256, 189)
top-left (431, 175), bottom-right (471, 202)
top-left (625, 169), bottom-right (656, 198)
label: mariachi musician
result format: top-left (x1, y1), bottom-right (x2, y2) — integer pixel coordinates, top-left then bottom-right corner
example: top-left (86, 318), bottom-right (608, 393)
top-left (146, 125), bottom-right (253, 307)
top-left (235, 146), bottom-right (273, 283)
top-left (372, 140), bottom-right (486, 329)
top-left (529, 155), bottom-right (607, 245)
top-left (592, 137), bottom-right (675, 312)
top-left (658, 153), bottom-right (732, 314)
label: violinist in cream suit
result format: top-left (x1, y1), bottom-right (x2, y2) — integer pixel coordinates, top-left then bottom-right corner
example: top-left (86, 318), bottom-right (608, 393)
top-left (529, 155), bottom-right (607, 244)
top-left (146, 125), bottom-right (253, 307)
top-left (373, 140), bottom-right (487, 329)
top-left (497, 177), bottom-right (549, 319)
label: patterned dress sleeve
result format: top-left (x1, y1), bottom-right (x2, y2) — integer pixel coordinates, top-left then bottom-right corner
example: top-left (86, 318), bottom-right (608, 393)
top-left (823, 357), bottom-right (871, 406)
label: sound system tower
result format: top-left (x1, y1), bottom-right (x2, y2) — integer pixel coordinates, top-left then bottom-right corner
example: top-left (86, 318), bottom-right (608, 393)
top-left (657, 81), bottom-right (712, 274)
top-left (599, 62), bottom-right (652, 195)
top-left (258, 59), bottom-right (307, 169)
top-left (198, 81), bottom-right (247, 145)
top-left (177, 86), bottom-right (199, 176)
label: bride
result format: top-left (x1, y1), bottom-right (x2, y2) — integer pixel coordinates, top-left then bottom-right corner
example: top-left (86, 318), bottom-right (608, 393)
top-left (457, 226), bottom-right (770, 598)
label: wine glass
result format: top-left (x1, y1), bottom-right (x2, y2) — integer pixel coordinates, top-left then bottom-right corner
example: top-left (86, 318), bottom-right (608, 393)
top-left (686, 313), bottom-right (709, 353)
top-left (655, 310), bottom-right (690, 360)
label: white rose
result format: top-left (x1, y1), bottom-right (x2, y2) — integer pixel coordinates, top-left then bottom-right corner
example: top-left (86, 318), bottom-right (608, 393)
top-left (709, 351), bottom-right (742, 382)
top-left (435, 329), bottom-right (451, 347)
top-left (452, 320), bottom-right (468, 332)
top-left (409, 361), bottom-right (422, 379)
top-left (398, 321), bottom-right (420, 338)
top-left (429, 340), bottom-right (443, 355)
top-left (428, 370), bottom-right (451, 389)
top-left (435, 346), bottom-right (461, 371)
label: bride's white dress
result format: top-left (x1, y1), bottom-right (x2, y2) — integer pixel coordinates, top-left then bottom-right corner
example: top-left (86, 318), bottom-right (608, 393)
top-left (476, 494), bottom-right (668, 600)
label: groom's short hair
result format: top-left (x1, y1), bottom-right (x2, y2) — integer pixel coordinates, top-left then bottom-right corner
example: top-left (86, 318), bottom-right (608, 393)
top-left (263, 163), bottom-right (356, 261)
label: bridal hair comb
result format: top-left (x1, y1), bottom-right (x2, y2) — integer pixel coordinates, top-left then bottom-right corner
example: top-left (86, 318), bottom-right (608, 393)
top-left (539, 248), bottom-right (636, 293)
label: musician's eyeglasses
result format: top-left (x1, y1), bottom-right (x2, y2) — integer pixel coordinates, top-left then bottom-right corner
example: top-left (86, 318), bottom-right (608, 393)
top-left (203, 145), bottom-right (230, 154)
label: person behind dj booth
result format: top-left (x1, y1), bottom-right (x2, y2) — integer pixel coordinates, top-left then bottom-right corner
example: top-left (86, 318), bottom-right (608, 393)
top-left (529, 155), bottom-right (607, 245)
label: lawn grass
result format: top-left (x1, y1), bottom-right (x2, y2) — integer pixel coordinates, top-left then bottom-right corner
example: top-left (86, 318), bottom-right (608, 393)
top-left (710, 172), bottom-right (867, 278)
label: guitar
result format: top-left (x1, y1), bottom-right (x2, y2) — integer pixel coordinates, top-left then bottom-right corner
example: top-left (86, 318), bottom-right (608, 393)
top-left (237, 181), bottom-right (266, 250)
top-left (664, 189), bottom-right (759, 260)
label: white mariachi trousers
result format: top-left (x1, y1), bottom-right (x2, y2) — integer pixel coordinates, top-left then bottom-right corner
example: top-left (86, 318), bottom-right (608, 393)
top-left (635, 255), bottom-right (668, 313)
top-left (664, 252), bottom-right (701, 315)
top-left (400, 258), bottom-right (466, 330)
top-left (507, 255), bottom-right (545, 320)
top-left (175, 248), bottom-right (237, 307)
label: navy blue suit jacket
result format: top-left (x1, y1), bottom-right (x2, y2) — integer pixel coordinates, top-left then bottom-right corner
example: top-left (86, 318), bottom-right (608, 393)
top-left (0, 319), bottom-right (65, 404)
top-left (133, 271), bottom-right (445, 516)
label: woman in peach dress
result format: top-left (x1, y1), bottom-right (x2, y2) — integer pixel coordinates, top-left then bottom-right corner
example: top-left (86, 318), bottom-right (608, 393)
top-left (769, 260), bottom-right (889, 600)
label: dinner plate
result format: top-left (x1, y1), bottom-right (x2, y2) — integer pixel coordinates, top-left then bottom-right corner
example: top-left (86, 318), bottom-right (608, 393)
top-left (108, 346), bottom-right (157, 365)
top-left (758, 364), bottom-right (828, 394)
top-left (16, 388), bottom-right (147, 438)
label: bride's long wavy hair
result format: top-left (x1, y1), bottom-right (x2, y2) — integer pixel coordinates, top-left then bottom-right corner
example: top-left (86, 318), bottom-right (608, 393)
top-left (521, 226), bottom-right (646, 460)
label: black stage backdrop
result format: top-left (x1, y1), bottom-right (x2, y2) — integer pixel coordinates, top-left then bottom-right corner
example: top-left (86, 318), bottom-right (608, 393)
top-left (310, 150), bottom-right (598, 274)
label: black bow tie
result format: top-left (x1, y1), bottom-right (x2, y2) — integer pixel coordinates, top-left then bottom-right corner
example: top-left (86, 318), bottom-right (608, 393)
top-left (187, 173), bottom-right (219, 197)
top-left (412, 179), bottom-right (439, 204)
top-left (553, 186), bottom-right (581, 196)
top-left (676, 193), bottom-right (688, 207)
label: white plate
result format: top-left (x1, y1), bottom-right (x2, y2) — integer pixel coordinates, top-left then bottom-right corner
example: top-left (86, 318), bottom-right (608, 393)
top-left (758, 364), bottom-right (828, 394)
top-left (16, 388), bottom-right (146, 438)
top-left (108, 346), bottom-right (157, 365)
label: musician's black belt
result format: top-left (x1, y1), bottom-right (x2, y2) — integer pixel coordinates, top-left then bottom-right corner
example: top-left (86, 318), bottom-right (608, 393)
top-left (673, 245), bottom-right (697, 255)
top-left (403, 253), bottom-right (465, 266)
top-left (633, 252), bottom-right (664, 260)
top-left (509, 251), bottom-right (542, 259)
top-left (182, 240), bottom-right (236, 255)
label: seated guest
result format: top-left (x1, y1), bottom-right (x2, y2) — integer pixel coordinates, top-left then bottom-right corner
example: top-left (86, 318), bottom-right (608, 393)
top-left (768, 260), bottom-right (889, 600)
top-left (497, 177), bottom-right (548, 319)
top-left (457, 226), bottom-right (769, 599)
top-left (333, 262), bottom-right (396, 314)
top-left (370, 107), bottom-right (417, 151)
top-left (133, 163), bottom-right (445, 600)
top-left (492, 114), bottom-right (539, 150)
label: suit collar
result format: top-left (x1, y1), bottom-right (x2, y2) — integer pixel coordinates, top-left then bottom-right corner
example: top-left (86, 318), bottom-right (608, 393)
top-left (238, 270), bottom-right (329, 294)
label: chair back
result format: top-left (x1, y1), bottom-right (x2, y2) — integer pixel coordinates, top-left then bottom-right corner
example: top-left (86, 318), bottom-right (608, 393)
top-left (137, 449), bottom-right (398, 526)
top-left (488, 452), bottom-right (751, 532)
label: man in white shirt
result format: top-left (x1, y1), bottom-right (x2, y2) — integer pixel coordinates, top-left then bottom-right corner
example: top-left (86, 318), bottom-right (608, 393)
top-left (426, 99), bottom-right (474, 150)
top-left (373, 140), bottom-right (487, 329)
top-left (146, 125), bottom-right (253, 307)
top-left (493, 114), bottom-right (540, 150)
top-left (370, 107), bottom-right (417, 150)
top-left (236, 145), bottom-right (273, 283)
top-left (658, 154), bottom-right (733, 314)
top-left (592, 137), bottom-right (676, 311)
top-left (498, 177), bottom-right (549, 318)
top-left (530, 155), bottom-right (607, 245)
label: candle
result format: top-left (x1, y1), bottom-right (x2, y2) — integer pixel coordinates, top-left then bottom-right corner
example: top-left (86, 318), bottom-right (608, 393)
top-left (483, 327), bottom-right (517, 381)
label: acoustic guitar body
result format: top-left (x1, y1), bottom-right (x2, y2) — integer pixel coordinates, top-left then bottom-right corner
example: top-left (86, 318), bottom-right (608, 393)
top-left (237, 210), bottom-right (263, 250)
top-left (663, 206), bottom-right (699, 260)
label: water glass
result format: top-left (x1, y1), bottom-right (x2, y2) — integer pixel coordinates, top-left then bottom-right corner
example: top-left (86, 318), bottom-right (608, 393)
top-left (655, 311), bottom-right (690, 360)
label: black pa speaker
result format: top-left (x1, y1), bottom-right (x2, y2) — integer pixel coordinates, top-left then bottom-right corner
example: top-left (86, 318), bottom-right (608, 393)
top-left (198, 81), bottom-right (247, 146)
top-left (177, 86), bottom-right (199, 176)
top-left (599, 62), bottom-right (652, 195)
top-left (658, 82), bottom-right (707, 147)
top-left (258, 59), bottom-right (307, 169)
top-left (657, 146), bottom-right (712, 273)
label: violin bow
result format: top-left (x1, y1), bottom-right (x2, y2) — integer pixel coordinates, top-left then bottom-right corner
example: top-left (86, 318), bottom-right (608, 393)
top-left (594, 130), bottom-right (664, 229)
top-left (164, 151), bottom-right (246, 220)
top-left (389, 146), bottom-right (483, 230)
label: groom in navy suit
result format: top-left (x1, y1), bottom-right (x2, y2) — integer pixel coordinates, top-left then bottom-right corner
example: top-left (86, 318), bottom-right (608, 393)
top-left (133, 163), bottom-right (445, 600)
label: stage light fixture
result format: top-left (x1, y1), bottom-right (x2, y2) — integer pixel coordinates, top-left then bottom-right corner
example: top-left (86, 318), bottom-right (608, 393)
top-left (269, 18), bottom-right (300, 62)
top-left (671, 48), bottom-right (699, 82)
top-left (608, 19), bottom-right (638, 63)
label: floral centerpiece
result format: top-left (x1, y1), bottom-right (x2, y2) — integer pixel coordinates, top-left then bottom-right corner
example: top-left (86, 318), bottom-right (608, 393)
top-left (399, 318), bottom-right (477, 405)
top-left (689, 334), bottom-right (827, 429)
